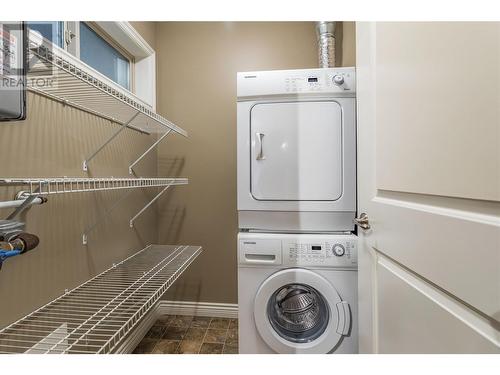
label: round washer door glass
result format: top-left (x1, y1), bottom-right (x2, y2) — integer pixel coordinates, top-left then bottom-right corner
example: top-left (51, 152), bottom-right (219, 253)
top-left (254, 268), bottom-right (346, 354)
top-left (267, 283), bottom-right (329, 343)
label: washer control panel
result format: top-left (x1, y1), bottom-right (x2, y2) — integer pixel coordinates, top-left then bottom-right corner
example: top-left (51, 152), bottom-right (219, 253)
top-left (284, 236), bottom-right (357, 268)
top-left (238, 233), bottom-right (357, 268)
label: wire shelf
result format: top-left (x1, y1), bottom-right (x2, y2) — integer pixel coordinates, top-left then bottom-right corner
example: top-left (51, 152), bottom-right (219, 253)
top-left (0, 177), bottom-right (187, 242)
top-left (26, 31), bottom-right (188, 172)
top-left (0, 245), bottom-right (202, 354)
top-left (27, 32), bottom-right (187, 137)
top-left (0, 177), bottom-right (188, 197)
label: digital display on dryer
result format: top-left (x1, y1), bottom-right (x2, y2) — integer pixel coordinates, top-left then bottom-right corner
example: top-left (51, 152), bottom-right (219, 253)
top-left (308, 77), bottom-right (318, 83)
top-left (311, 245), bottom-right (322, 251)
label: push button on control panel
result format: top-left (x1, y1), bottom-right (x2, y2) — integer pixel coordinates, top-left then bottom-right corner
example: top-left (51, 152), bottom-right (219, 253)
top-left (288, 243), bottom-right (326, 263)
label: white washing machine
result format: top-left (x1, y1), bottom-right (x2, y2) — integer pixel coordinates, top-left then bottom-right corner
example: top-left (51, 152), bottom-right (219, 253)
top-left (237, 68), bottom-right (356, 232)
top-left (238, 232), bottom-right (358, 354)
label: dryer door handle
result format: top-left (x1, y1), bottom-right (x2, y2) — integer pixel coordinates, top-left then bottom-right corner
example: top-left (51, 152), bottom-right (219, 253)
top-left (255, 132), bottom-right (266, 160)
top-left (336, 301), bottom-right (351, 335)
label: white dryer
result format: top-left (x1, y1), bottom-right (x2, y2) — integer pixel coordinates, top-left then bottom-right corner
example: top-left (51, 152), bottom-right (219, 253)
top-left (237, 68), bottom-right (356, 232)
top-left (238, 232), bottom-right (358, 354)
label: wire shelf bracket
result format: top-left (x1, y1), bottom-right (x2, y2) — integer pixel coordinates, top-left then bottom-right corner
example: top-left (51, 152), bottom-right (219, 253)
top-left (129, 129), bottom-right (172, 175)
top-left (129, 183), bottom-right (172, 228)
top-left (0, 245), bottom-right (202, 354)
top-left (83, 111), bottom-right (140, 172)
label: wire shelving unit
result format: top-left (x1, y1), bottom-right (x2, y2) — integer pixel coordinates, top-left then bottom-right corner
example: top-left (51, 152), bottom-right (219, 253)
top-left (0, 245), bottom-right (202, 354)
top-left (26, 31), bottom-right (187, 172)
top-left (0, 30), bottom-right (199, 351)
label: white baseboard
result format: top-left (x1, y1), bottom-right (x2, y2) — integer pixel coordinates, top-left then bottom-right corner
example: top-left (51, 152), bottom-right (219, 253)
top-left (158, 300), bottom-right (239, 319)
top-left (115, 300), bottom-right (239, 353)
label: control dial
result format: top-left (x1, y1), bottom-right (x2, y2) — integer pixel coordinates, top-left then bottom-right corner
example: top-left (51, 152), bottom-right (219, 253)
top-left (332, 244), bottom-right (345, 257)
top-left (332, 74), bottom-right (345, 86)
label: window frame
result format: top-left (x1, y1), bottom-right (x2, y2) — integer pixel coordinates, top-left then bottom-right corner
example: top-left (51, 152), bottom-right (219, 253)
top-left (29, 21), bottom-right (156, 109)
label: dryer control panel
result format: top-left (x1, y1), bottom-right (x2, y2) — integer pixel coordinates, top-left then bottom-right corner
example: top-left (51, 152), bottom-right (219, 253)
top-left (237, 67), bottom-right (356, 98)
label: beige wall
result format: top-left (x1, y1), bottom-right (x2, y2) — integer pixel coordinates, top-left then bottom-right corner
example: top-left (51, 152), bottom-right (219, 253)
top-left (340, 22), bottom-right (356, 66)
top-left (155, 22), bottom-right (356, 304)
top-left (130, 21), bottom-right (157, 49)
top-left (0, 27), bottom-right (159, 328)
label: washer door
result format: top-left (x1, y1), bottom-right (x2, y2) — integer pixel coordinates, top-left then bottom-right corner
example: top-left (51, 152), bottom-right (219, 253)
top-left (254, 268), bottom-right (350, 354)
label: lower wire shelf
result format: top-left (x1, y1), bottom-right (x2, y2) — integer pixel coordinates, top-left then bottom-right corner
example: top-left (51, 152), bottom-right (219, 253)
top-left (0, 245), bottom-right (202, 354)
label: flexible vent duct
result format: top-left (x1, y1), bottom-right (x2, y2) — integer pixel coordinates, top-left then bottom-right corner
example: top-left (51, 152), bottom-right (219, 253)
top-left (316, 21), bottom-right (336, 68)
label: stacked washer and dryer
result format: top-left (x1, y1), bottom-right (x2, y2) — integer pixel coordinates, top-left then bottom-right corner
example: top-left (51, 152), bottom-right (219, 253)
top-left (236, 67), bottom-right (358, 354)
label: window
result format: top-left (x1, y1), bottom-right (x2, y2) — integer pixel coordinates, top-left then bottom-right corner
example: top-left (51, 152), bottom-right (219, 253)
top-left (79, 23), bottom-right (131, 90)
top-left (27, 22), bottom-right (64, 48)
top-left (26, 21), bottom-right (155, 108)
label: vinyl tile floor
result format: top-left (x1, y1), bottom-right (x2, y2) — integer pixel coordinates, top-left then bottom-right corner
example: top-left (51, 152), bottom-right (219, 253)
top-left (132, 315), bottom-right (238, 354)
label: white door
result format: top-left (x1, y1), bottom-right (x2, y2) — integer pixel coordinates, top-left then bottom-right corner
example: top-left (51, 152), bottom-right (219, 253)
top-left (250, 101), bottom-right (342, 201)
top-left (356, 22), bottom-right (500, 353)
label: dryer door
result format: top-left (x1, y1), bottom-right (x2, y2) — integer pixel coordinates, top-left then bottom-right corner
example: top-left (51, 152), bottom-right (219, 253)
top-left (254, 268), bottom-right (350, 353)
top-left (250, 101), bottom-right (343, 201)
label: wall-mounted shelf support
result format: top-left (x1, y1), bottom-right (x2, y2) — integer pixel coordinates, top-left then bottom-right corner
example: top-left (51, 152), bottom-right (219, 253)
top-left (130, 184), bottom-right (172, 227)
top-left (129, 129), bottom-right (172, 175)
top-left (83, 111), bottom-right (140, 171)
